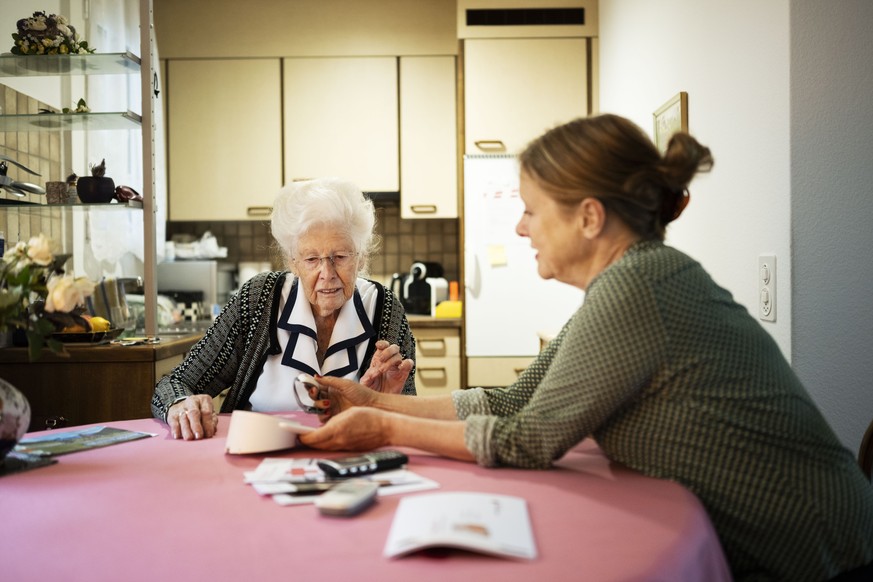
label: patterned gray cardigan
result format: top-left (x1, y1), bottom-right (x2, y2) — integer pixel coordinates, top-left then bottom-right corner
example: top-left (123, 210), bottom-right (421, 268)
top-left (151, 271), bottom-right (416, 421)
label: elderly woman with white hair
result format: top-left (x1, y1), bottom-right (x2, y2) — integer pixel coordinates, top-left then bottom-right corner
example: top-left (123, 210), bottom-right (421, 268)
top-left (152, 178), bottom-right (416, 440)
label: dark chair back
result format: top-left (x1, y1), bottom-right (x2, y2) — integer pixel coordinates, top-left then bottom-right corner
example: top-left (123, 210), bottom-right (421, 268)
top-left (860, 418), bottom-right (873, 481)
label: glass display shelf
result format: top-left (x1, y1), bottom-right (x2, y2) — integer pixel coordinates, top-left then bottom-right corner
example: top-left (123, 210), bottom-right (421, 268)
top-left (0, 111), bottom-right (141, 132)
top-left (0, 52), bottom-right (140, 77)
top-left (0, 199), bottom-right (142, 210)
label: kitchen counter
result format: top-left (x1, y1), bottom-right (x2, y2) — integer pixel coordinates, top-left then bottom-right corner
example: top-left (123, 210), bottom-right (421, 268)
top-left (0, 333), bottom-right (202, 364)
top-left (407, 315), bottom-right (462, 328)
top-left (0, 333), bottom-right (203, 431)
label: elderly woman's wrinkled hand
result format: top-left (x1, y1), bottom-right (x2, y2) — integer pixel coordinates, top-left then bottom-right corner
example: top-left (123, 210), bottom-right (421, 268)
top-left (168, 395), bottom-right (219, 441)
top-left (360, 340), bottom-right (414, 394)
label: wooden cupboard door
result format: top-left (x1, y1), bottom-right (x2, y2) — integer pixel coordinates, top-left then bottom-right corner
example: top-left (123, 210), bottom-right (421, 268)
top-left (167, 59), bottom-right (283, 220)
top-left (464, 38), bottom-right (589, 155)
top-left (283, 57), bottom-right (399, 192)
top-left (400, 56), bottom-right (458, 219)
top-left (467, 356), bottom-right (533, 388)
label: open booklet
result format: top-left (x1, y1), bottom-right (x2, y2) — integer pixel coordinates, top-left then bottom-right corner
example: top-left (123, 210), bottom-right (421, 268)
top-left (384, 492), bottom-right (537, 560)
top-left (225, 410), bottom-right (314, 454)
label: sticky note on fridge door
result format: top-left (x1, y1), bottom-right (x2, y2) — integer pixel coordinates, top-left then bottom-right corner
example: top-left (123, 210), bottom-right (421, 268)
top-left (487, 245), bottom-right (508, 267)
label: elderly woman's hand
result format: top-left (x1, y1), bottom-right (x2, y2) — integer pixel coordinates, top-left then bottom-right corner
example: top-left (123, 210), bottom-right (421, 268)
top-left (168, 395), bottom-right (219, 440)
top-left (360, 340), bottom-right (414, 394)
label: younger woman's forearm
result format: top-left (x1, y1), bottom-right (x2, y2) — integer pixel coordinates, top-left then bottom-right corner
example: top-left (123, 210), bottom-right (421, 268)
top-left (384, 414), bottom-right (475, 462)
top-left (374, 392), bottom-right (459, 420)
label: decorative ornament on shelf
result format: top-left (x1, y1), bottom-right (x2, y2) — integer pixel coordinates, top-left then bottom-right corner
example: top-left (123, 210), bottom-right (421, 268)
top-left (76, 158), bottom-right (115, 203)
top-left (0, 234), bottom-right (96, 361)
top-left (61, 98), bottom-right (90, 114)
top-left (11, 11), bottom-right (96, 56)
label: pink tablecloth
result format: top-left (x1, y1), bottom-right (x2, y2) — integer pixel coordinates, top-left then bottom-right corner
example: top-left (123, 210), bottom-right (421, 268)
top-left (0, 416), bottom-right (732, 582)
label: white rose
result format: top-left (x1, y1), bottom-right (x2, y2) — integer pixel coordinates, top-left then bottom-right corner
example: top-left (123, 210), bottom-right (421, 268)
top-left (58, 24), bottom-right (71, 37)
top-left (45, 275), bottom-right (95, 313)
top-left (29, 20), bottom-right (47, 32)
top-left (3, 242), bottom-right (31, 274)
top-left (3, 241), bottom-right (26, 262)
top-left (57, 15), bottom-right (69, 25)
top-left (26, 234), bottom-right (53, 266)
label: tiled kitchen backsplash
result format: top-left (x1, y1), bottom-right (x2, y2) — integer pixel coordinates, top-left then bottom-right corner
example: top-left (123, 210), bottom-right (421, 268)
top-left (166, 204), bottom-right (460, 286)
top-left (0, 84), bottom-right (67, 248)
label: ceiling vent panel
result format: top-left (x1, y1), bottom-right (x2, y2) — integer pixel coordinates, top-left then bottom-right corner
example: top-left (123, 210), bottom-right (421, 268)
top-left (458, 0), bottom-right (598, 39)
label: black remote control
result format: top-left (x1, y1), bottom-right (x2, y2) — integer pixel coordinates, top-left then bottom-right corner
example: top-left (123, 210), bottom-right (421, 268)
top-left (317, 450), bottom-right (409, 478)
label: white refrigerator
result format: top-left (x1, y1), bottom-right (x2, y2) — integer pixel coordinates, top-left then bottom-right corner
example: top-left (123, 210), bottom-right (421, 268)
top-left (463, 155), bottom-right (585, 360)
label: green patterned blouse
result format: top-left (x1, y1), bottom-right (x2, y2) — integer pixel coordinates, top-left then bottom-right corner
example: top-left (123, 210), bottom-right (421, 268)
top-left (454, 240), bottom-right (873, 581)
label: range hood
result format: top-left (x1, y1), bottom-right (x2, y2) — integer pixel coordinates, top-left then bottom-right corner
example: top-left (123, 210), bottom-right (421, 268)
top-left (364, 191), bottom-right (400, 204)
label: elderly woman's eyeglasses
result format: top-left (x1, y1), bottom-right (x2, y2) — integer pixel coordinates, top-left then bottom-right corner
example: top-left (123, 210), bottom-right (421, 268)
top-left (294, 373), bottom-right (328, 414)
top-left (295, 252), bottom-right (357, 272)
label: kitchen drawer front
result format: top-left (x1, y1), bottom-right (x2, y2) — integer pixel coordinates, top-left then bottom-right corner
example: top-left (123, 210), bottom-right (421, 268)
top-left (415, 357), bottom-right (461, 396)
top-left (413, 328), bottom-right (460, 359)
top-left (467, 356), bottom-right (534, 388)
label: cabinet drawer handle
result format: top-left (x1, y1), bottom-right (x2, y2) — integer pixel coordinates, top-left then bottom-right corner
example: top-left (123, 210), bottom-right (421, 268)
top-left (474, 140), bottom-right (506, 152)
top-left (410, 205), bottom-right (437, 214)
top-left (247, 206), bottom-right (272, 217)
top-left (418, 367), bottom-right (448, 379)
top-left (419, 339), bottom-right (446, 354)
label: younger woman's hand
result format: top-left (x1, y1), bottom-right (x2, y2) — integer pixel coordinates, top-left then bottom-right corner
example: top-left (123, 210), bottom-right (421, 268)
top-left (299, 407), bottom-right (391, 451)
top-left (312, 375), bottom-right (380, 421)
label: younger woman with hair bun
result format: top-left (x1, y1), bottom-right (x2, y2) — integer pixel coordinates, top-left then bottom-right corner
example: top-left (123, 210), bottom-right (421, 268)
top-left (300, 115), bottom-right (873, 582)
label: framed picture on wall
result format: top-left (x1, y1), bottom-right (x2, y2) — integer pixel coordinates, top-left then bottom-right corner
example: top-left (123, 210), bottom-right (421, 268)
top-left (653, 92), bottom-right (688, 154)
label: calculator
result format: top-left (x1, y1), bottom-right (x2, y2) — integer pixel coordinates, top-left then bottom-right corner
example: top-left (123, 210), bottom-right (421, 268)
top-left (316, 450), bottom-right (409, 478)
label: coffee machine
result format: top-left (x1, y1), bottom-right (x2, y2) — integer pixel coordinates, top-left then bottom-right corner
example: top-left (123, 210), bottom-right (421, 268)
top-left (391, 261), bottom-right (449, 316)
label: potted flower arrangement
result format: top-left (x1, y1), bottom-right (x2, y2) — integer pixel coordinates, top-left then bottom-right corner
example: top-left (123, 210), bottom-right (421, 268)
top-left (0, 234), bottom-right (96, 362)
top-left (11, 11), bottom-right (95, 55)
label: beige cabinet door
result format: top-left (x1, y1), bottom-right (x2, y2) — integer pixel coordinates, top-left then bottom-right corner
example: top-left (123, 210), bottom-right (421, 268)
top-left (167, 59), bottom-right (283, 221)
top-left (400, 56), bottom-right (458, 219)
top-left (464, 38), bottom-right (589, 155)
top-left (283, 57), bottom-right (398, 192)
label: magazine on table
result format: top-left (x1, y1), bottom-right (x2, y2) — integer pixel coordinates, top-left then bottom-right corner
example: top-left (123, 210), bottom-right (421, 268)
top-left (14, 425), bottom-right (155, 456)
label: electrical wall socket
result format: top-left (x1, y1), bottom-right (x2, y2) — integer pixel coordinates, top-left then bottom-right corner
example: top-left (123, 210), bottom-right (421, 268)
top-left (758, 255), bottom-right (776, 322)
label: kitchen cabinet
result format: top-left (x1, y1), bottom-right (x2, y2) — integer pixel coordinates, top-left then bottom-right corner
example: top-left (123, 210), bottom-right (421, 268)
top-left (0, 334), bottom-right (202, 432)
top-left (167, 58), bottom-right (283, 221)
top-left (464, 37), bottom-right (589, 154)
top-left (409, 318), bottom-right (463, 394)
top-left (399, 56), bottom-right (458, 219)
top-left (282, 57), bottom-right (398, 192)
top-left (467, 356), bottom-right (532, 388)
top-left (165, 54), bottom-right (458, 219)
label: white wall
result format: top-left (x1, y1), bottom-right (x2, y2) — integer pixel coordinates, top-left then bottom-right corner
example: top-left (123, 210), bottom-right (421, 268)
top-left (599, 0), bottom-right (873, 452)
top-left (599, 0), bottom-right (791, 353)
top-left (791, 1), bottom-right (873, 454)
